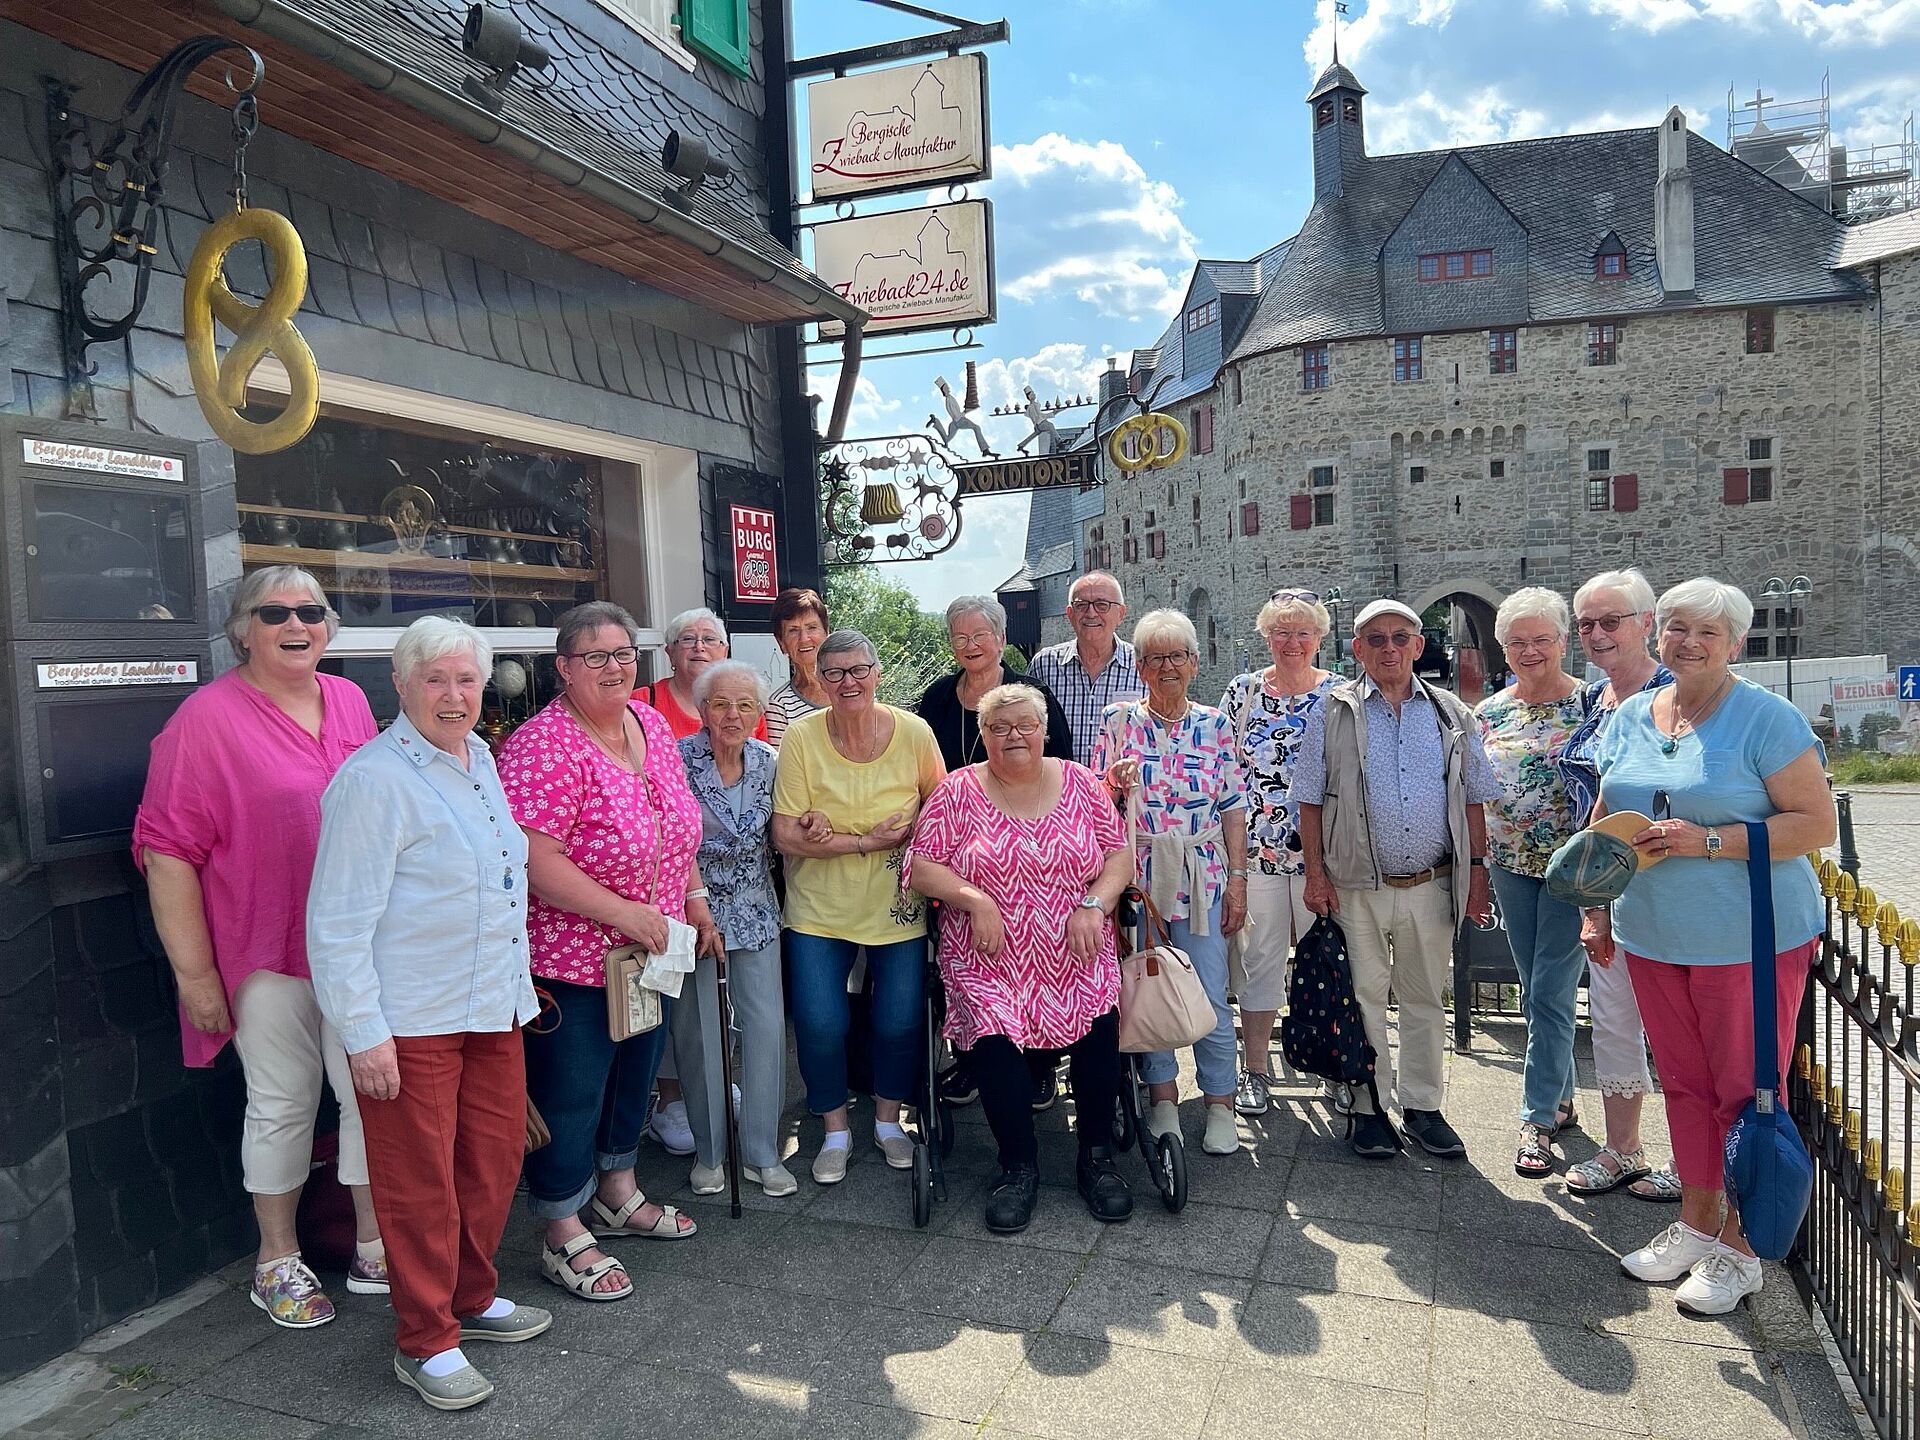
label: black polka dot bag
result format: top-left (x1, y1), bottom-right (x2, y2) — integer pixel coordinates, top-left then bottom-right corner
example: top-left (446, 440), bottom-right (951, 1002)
top-left (1281, 914), bottom-right (1396, 1143)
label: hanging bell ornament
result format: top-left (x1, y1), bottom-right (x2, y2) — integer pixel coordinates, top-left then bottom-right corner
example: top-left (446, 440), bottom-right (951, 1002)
top-left (860, 480), bottom-right (904, 525)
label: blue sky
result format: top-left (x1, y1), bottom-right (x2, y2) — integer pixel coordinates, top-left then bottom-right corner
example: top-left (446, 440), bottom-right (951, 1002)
top-left (794, 0), bottom-right (1919, 612)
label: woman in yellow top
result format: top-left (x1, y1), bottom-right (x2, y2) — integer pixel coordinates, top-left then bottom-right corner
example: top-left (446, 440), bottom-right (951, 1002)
top-left (772, 629), bottom-right (945, 1185)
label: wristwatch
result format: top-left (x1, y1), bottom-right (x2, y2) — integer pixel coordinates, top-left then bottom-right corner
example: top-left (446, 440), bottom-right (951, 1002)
top-left (1705, 827), bottom-right (1722, 861)
top-left (1078, 893), bottom-right (1105, 912)
top-left (1468, 857), bottom-right (1487, 868)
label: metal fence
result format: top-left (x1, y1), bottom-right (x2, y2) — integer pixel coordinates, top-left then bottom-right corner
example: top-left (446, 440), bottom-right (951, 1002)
top-left (1793, 795), bottom-right (1920, 1440)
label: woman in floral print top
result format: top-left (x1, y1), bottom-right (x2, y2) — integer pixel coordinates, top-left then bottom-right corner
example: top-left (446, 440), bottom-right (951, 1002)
top-left (1472, 588), bottom-right (1589, 1182)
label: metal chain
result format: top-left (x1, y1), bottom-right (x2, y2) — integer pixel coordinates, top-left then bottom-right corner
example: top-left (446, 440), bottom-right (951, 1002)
top-left (229, 91), bottom-right (258, 210)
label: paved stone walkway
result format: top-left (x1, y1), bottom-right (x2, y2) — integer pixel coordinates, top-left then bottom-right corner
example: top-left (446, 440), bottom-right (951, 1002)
top-left (5, 1022), bottom-right (1865, 1440)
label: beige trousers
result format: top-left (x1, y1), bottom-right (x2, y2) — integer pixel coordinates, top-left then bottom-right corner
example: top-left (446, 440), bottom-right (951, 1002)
top-left (1333, 876), bottom-right (1455, 1115)
top-left (229, 970), bottom-right (369, 1194)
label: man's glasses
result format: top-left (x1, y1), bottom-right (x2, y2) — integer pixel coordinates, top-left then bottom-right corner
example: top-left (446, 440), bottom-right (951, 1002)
top-left (1575, 613), bottom-right (1633, 634)
top-left (984, 718), bottom-right (1043, 738)
top-left (1270, 588), bottom-right (1321, 604)
top-left (1360, 631), bottom-right (1419, 649)
top-left (565, 647), bottom-right (639, 669)
top-left (705, 699), bottom-right (761, 716)
top-left (1070, 598), bottom-right (1120, 614)
top-left (820, 663), bottom-right (876, 683)
top-left (254, 603), bottom-right (330, 625)
top-left (1141, 650), bottom-right (1194, 667)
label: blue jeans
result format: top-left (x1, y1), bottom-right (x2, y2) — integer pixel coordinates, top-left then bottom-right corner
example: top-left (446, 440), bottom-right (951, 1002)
top-left (521, 977), bottom-right (674, 1219)
top-left (1490, 866), bottom-right (1585, 1128)
top-left (1136, 900), bottom-right (1237, 1098)
top-left (786, 932), bottom-right (924, 1113)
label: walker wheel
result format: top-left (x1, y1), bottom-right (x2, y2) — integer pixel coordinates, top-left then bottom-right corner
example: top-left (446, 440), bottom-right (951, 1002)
top-left (911, 1144), bottom-right (933, 1228)
top-left (1111, 1093), bottom-right (1135, 1150)
top-left (1155, 1134), bottom-right (1188, 1213)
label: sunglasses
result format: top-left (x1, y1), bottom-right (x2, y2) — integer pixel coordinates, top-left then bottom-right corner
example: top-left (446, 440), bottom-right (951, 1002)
top-left (820, 663), bottom-right (877, 683)
top-left (1270, 588), bottom-right (1321, 604)
top-left (565, 647), bottom-right (639, 669)
top-left (1575, 613), bottom-right (1634, 634)
top-left (1360, 631), bottom-right (1419, 649)
top-left (254, 603), bottom-right (330, 625)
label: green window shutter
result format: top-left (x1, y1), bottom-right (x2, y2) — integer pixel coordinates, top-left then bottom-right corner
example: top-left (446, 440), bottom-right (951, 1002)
top-left (680, 0), bottom-right (751, 78)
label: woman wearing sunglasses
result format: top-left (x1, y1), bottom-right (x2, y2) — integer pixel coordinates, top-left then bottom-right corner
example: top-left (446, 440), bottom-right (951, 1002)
top-left (1217, 588), bottom-right (1337, 1116)
top-left (1556, 569), bottom-right (1680, 1202)
top-left (134, 565), bottom-right (388, 1330)
top-left (499, 602), bottom-right (716, 1302)
top-left (772, 629), bottom-right (946, 1184)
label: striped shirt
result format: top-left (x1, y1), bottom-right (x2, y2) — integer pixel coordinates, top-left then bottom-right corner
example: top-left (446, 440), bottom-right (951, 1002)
top-left (764, 682), bottom-right (824, 748)
top-left (1027, 638), bottom-right (1145, 768)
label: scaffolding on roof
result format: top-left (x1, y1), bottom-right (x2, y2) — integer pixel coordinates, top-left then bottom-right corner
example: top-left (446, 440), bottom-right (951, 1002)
top-left (1727, 73), bottom-right (1917, 224)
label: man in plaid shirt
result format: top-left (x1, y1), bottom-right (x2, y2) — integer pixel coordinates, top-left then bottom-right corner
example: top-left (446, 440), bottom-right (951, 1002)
top-left (1027, 571), bottom-right (1144, 768)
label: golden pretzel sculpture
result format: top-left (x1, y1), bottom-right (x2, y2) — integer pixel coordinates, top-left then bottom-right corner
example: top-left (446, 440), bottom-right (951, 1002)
top-left (183, 207), bottom-right (319, 454)
top-left (1107, 411), bottom-right (1189, 473)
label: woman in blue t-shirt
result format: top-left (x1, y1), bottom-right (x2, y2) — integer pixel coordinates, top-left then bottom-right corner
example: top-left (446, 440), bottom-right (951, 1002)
top-left (1584, 577), bottom-right (1835, 1319)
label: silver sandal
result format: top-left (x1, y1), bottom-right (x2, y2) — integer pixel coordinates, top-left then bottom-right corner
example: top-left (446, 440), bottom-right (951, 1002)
top-left (1566, 1145), bottom-right (1652, 1196)
top-left (1627, 1166), bottom-right (1683, 1204)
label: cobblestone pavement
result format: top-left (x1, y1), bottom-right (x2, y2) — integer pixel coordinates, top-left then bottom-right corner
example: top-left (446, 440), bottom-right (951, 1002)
top-left (1834, 783), bottom-right (1919, 920)
top-left (5, 1026), bottom-right (1864, 1440)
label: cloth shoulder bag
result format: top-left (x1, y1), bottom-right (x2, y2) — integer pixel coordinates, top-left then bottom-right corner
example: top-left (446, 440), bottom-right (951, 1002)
top-left (1115, 784), bottom-right (1215, 1053)
top-left (1724, 819), bottom-right (1814, 1262)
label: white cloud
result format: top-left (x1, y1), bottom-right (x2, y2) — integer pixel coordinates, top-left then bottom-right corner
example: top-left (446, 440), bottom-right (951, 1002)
top-left (805, 370), bottom-right (899, 436)
top-left (989, 133), bottom-right (1199, 323)
top-left (968, 342), bottom-right (1118, 452)
top-left (1369, 88), bottom-right (1555, 150)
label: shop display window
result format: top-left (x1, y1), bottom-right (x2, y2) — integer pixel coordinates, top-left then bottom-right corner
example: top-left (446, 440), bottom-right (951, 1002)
top-left (23, 480), bottom-right (195, 623)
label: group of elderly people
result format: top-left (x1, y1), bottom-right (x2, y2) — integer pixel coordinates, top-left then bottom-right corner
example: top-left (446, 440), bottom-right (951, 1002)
top-left (133, 554), bottom-right (1831, 1408)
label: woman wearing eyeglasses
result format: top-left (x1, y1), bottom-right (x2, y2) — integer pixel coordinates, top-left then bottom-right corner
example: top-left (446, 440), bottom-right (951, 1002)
top-left (642, 607), bottom-right (768, 742)
top-left (1096, 610), bottom-right (1250, 1159)
top-left (499, 602), bottom-right (718, 1302)
top-left (906, 685), bottom-right (1135, 1233)
top-left (772, 629), bottom-right (946, 1184)
top-left (1556, 569), bottom-right (1679, 1202)
top-left (1217, 588), bottom-right (1337, 1116)
top-left (134, 565), bottom-right (387, 1330)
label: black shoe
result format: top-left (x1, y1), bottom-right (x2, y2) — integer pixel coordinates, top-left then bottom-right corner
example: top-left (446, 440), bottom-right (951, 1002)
top-left (1403, 1108), bottom-right (1467, 1157)
top-left (1349, 1111), bottom-right (1401, 1158)
top-left (984, 1164), bottom-right (1041, 1233)
top-left (937, 1062), bottom-right (979, 1108)
top-left (1030, 1067), bottom-right (1058, 1113)
top-left (1076, 1146), bottom-right (1134, 1223)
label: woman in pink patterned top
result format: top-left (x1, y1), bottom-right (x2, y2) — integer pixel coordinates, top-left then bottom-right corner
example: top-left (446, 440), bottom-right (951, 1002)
top-left (134, 565), bottom-right (386, 1330)
top-left (499, 603), bottom-right (720, 1303)
top-left (907, 685), bottom-right (1135, 1235)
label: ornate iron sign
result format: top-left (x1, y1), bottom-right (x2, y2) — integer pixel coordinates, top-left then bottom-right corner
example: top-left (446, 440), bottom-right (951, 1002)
top-left (820, 435), bottom-right (963, 563)
top-left (952, 447), bottom-right (1097, 496)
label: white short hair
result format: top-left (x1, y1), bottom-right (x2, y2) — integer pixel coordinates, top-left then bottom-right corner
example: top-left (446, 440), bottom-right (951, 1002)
top-left (977, 683), bottom-right (1048, 728)
top-left (694, 658), bottom-right (770, 707)
top-left (665, 607), bottom-right (727, 648)
top-left (944, 595), bottom-right (1007, 637)
top-left (1573, 567), bottom-right (1656, 617)
top-left (392, 615), bottom-right (492, 682)
top-left (1494, 586), bottom-right (1570, 644)
top-left (1656, 577), bottom-right (1755, 638)
top-left (1132, 608), bottom-right (1198, 656)
top-left (1256, 594), bottom-right (1331, 639)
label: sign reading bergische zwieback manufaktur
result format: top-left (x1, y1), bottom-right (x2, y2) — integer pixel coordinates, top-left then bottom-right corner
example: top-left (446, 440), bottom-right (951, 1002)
top-left (807, 54), bottom-right (990, 200)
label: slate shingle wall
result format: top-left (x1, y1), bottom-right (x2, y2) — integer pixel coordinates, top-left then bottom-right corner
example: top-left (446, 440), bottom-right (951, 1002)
top-left (1382, 158), bottom-right (1531, 335)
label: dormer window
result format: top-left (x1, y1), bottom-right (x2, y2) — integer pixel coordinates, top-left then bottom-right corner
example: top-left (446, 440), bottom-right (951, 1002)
top-left (1186, 300), bottom-right (1219, 333)
top-left (1316, 100), bottom-right (1335, 129)
top-left (1594, 235), bottom-right (1628, 280)
top-left (1419, 250), bottom-right (1493, 283)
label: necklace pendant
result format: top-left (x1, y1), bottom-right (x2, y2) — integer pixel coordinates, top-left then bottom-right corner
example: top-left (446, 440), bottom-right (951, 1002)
top-left (1659, 736), bottom-right (1678, 756)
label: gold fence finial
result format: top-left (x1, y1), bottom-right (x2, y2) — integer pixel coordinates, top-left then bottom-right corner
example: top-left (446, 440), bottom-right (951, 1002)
top-left (1864, 1137), bottom-right (1882, 1183)
top-left (1876, 901), bottom-right (1901, 945)
top-left (1845, 1110), bottom-right (1862, 1154)
top-left (1816, 856), bottom-right (1839, 896)
top-left (1896, 917), bottom-right (1920, 965)
top-left (1795, 1043), bottom-right (1812, 1080)
top-left (1855, 884), bottom-right (1879, 928)
top-left (1888, 1166), bottom-right (1906, 1216)
top-left (1836, 872), bottom-right (1859, 910)
top-left (1827, 1084), bottom-right (1845, 1125)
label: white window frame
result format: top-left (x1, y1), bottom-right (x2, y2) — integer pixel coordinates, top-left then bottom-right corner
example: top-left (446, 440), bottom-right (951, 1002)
top-left (1745, 433), bottom-right (1778, 502)
top-left (590, 0), bottom-right (699, 72)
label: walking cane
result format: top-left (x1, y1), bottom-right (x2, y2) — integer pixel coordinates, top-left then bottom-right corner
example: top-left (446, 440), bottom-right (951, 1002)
top-left (715, 952), bottom-right (743, 1219)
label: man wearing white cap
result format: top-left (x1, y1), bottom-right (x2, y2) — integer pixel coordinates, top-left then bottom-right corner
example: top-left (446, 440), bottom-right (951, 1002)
top-left (1293, 598), bottom-right (1497, 1158)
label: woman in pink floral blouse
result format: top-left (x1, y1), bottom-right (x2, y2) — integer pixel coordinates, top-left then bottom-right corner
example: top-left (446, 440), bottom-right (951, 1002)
top-left (500, 603), bottom-right (720, 1303)
top-left (907, 685), bottom-right (1135, 1234)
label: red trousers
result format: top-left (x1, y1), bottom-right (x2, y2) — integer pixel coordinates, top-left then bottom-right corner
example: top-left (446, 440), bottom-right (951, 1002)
top-left (1626, 941), bottom-right (1814, 1191)
top-left (358, 1030), bottom-right (525, 1357)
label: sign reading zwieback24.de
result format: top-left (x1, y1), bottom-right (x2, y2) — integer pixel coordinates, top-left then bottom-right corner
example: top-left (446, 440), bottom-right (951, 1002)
top-left (813, 200), bottom-right (995, 339)
top-left (807, 54), bottom-right (990, 200)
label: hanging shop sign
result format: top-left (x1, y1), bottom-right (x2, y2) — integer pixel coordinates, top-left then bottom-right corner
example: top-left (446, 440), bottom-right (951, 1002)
top-left (807, 54), bottom-right (990, 201)
top-left (1107, 411), bottom-right (1189, 473)
top-left (730, 503), bottom-right (779, 603)
top-left (813, 201), bottom-right (995, 339)
top-left (819, 437), bottom-right (963, 562)
top-left (953, 446), bottom-right (1098, 496)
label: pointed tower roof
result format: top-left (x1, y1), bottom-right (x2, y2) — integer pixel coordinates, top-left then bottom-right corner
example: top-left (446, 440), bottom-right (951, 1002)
top-left (1308, 60), bottom-right (1366, 102)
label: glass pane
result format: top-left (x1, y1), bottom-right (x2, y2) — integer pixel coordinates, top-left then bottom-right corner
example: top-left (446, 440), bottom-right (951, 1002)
top-left (41, 692), bottom-right (189, 841)
top-left (27, 480), bottom-right (195, 622)
top-left (322, 649), bottom-right (563, 746)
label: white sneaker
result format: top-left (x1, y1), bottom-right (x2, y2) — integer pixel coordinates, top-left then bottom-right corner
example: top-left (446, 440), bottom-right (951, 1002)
top-left (1675, 1247), bottom-right (1764, 1315)
top-left (649, 1101), bottom-right (695, 1156)
top-left (1203, 1104), bottom-right (1240, 1155)
top-left (1146, 1100), bottom-right (1182, 1141)
top-left (689, 1162), bottom-right (726, 1195)
top-left (743, 1162), bottom-right (798, 1197)
top-left (1621, 1221), bottom-right (1720, 1283)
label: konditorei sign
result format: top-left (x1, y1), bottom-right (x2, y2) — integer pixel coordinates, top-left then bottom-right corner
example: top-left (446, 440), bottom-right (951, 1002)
top-left (22, 437), bottom-right (185, 482)
top-left (813, 200), bottom-right (995, 340)
top-left (729, 504), bottom-right (779, 603)
top-left (953, 447), bottom-right (1097, 496)
top-left (807, 54), bottom-right (990, 201)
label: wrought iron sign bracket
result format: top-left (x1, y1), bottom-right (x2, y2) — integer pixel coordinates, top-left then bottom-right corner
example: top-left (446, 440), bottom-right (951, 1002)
top-left (43, 37), bottom-right (265, 422)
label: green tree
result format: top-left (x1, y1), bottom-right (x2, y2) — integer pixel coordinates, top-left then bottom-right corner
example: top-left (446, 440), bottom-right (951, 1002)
top-left (1859, 711), bottom-right (1898, 753)
top-left (825, 566), bottom-right (951, 705)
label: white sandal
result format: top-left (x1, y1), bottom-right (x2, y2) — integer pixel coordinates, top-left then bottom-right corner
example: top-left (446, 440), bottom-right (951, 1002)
top-left (540, 1231), bottom-right (632, 1302)
top-left (588, 1191), bottom-right (698, 1240)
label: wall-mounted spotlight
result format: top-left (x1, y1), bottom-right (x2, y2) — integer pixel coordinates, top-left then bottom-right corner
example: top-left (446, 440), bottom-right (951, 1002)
top-left (661, 129), bottom-right (731, 208)
top-left (461, 4), bottom-right (551, 112)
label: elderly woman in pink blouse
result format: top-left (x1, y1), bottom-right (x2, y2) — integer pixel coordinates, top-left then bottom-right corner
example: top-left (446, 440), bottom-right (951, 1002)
top-left (500, 602), bottom-right (720, 1304)
top-left (134, 565), bottom-right (386, 1330)
top-left (906, 684), bottom-right (1135, 1235)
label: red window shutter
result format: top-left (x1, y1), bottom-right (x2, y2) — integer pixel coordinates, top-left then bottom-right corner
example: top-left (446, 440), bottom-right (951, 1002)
top-left (1613, 474), bottom-right (1638, 512)
top-left (1199, 405), bottom-right (1215, 454)
top-left (1124, 537), bottom-right (1138, 563)
top-left (1149, 532), bottom-right (1165, 559)
top-left (1289, 495), bottom-right (1313, 530)
top-left (1240, 501), bottom-right (1260, 536)
top-left (1722, 468), bottom-right (1749, 505)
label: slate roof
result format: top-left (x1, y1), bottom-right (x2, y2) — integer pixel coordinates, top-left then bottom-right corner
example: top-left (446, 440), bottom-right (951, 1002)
top-left (1835, 209), bottom-right (1920, 267)
top-left (1308, 61), bottom-right (1366, 100)
top-left (1230, 122), bottom-right (1869, 360)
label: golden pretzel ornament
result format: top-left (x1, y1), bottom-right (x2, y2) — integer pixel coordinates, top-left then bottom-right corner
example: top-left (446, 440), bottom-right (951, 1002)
top-left (183, 207), bottom-right (319, 454)
top-left (1107, 411), bottom-right (1189, 473)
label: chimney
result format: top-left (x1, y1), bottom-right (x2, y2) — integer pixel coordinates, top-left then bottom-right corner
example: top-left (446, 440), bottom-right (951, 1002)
top-left (1098, 357), bottom-right (1126, 407)
top-left (1654, 107), bottom-right (1695, 296)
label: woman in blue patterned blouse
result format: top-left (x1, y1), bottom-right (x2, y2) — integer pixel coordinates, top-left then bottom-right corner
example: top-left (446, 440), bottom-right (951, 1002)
top-left (675, 660), bottom-right (794, 1197)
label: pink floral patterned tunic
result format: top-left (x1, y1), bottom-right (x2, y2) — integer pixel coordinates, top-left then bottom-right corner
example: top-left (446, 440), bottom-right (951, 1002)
top-left (499, 698), bottom-right (702, 987)
top-left (905, 761), bottom-right (1126, 1050)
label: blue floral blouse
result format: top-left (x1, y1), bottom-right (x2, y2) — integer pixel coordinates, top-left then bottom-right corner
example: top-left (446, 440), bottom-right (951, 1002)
top-left (678, 731), bottom-right (780, 953)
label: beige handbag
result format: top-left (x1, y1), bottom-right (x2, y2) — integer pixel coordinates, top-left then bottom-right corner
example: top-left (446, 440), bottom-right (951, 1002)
top-left (599, 711), bottom-right (667, 1043)
top-left (1117, 889), bottom-right (1216, 1053)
